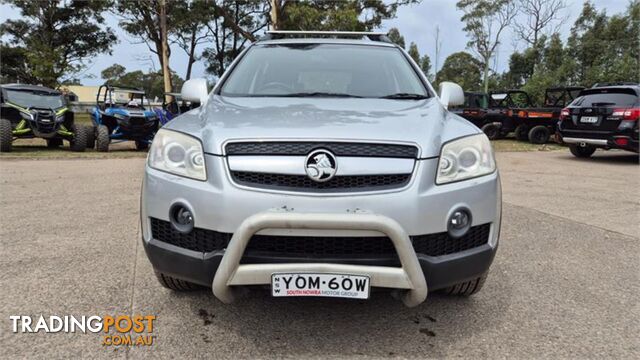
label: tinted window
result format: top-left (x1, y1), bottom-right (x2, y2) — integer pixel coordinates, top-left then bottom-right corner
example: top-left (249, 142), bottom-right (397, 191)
top-left (571, 91), bottom-right (638, 107)
top-left (5, 90), bottom-right (64, 109)
top-left (220, 43), bottom-right (427, 98)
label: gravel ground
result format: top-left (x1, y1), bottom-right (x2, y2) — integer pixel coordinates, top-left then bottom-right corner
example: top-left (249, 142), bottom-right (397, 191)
top-left (0, 149), bottom-right (638, 359)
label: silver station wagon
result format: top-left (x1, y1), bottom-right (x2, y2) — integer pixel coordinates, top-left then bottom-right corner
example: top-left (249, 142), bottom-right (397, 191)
top-left (141, 31), bottom-right (501, 307)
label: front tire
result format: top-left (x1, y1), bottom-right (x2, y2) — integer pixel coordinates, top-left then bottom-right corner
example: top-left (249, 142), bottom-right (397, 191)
top-left (569, 144), bottom-right (596, 158)
top-left (528, 125), bottom-right (550, 144)
top-left (96, 125), bottom-right (110, 152)
top-left (514, 124), bottom-right (529, 141)
top-left (441, 273), bottom-right (488, 296)
top-left (68, 124), bottom-right (87, 152)
top-left (0, 118), bottom-right (12, 152)
top-left (154, 271), bottom-right (202, 291)
top-left (481, 123), bottom-right (500, 140)
top-left (135, 140), bottom-right (149, 151)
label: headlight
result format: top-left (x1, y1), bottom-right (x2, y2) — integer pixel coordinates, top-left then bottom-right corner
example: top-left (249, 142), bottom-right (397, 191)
top-left (114, 113), bottom-right (127, 120)
top-left (55, 115), bottom-right (65, 122)
top-left (148, 129), bottom-right (206, 181)
top-left (21, 112), bottom-right (34, 121)
top-left (436, 134), bottom-right (496, 185)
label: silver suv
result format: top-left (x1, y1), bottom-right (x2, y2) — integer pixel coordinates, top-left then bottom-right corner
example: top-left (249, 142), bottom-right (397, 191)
top-left (141, 31), bottom-right (501, 307)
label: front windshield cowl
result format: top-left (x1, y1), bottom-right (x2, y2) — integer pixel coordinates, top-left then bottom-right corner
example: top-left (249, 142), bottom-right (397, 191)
top-left (219, 43), bottom-right (430, 99)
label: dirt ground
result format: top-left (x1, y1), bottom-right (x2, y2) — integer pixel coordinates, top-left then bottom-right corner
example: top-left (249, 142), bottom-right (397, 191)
top-left (0, 149), bottom-right (638, 358)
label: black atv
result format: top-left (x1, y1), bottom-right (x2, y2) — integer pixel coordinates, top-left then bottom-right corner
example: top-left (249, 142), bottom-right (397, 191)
top-left (0, 84), bottom-right (87, 152)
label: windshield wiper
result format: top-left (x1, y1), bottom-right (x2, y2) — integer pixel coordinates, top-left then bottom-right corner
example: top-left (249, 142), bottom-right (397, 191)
top-left (380, 93), bottom-right (428, 100)
top-left (274, 92), bottom-right (362, 98)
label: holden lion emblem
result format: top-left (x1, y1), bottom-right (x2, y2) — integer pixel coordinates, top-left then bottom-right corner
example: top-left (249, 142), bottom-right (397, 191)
top-left (304, 149), bottom-right (337, 182)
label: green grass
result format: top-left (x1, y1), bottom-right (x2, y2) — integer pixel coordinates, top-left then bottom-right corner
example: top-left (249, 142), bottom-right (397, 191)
top-left (74, 112), bottom-right (93, 125)
top-left (0, 138), bottom-right (147, 160)
top-left (491, 139), bottom-right (564, 152)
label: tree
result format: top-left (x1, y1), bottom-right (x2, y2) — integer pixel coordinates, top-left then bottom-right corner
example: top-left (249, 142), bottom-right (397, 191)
top-left (420, 56), bottom-right (432, 80)
top-left (270, 0), bottom-right (417, 31)
top-left (99, 65), bottom-right (184, 99)
top-left (387, 27), bottom-right (406, 48)
top-left (436, 52), bottom-right (483, 91)
top-left (171, 1), bottom-right (215, 80)
top-left (202, 1), bottom-right (269, 78)
top-left (407, 42), bottom-right (432, 77)
top-left (514, 0), bottom-right (567, 47)
top-left (0, 1), bottom-right (115, 87)
top-left (101, 64), bottom-right (127, 83)
top-left (407, 42), bottom-right (421, 63)
top-left (457, 0), bottom-right (517, 93)
top-left (116, 0), bottom-right (177, 98)
top-left (0, 45), bottom-right (36, 84)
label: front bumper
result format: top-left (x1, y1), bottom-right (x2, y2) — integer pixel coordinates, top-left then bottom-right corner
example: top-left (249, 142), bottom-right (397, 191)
top-left (141, 155), bottom-right (501, 306)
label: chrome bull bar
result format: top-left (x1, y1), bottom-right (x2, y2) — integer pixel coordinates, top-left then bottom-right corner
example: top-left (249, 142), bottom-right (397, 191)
top-left (212, 212), bottom-right (428, 307)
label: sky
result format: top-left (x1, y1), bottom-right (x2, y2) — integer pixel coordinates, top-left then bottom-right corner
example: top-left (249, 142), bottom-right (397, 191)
top-left (0, 0), bottom-right (631, 86)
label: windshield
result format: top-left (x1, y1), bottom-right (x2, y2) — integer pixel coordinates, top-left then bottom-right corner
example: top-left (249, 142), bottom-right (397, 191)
top-left (102, 89), bottom-right (146, 108)
top-left (220, 43), bottom-right (428, 98)
top-left (570, 91), bottom-right (638, 107)
top-left (5, 89), bottom-right (64, 109)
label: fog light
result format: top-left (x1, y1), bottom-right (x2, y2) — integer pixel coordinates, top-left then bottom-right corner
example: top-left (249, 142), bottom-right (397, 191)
top-left (169, 203), bottom-right (194, 234)
top-left (448, 208), bottom-right (472, 239)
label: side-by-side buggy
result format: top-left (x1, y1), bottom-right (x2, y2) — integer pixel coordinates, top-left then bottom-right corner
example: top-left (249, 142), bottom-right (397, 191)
top-left (89, 84), bottom-right (159, 151)
top-left (0, 84), bottom-right (87, 152)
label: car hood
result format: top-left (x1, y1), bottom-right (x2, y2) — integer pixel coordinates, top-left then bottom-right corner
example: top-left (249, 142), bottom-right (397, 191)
top-left (164, 96), bottom-right (480, 158)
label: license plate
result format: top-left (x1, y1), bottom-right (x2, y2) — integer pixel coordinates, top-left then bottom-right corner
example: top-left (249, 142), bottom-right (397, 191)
top-left (271, 273), bottom-right (370, 299)
top-left (580, 116), bottom-right (598, 123)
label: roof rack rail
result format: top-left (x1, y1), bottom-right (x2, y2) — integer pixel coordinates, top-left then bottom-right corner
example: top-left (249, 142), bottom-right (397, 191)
top-left (261, 30), bottom-right (392, 43)
top-left (591, 81), bottom-right (639, 88)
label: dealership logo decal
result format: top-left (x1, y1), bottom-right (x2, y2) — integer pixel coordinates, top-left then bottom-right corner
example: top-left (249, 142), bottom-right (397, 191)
top-left (304, 149), bottom-right (337, 182)
top-left (9, 315), bottom-right (156, 347)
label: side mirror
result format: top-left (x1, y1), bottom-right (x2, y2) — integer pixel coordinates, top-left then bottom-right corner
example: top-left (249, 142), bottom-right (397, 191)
top-left (181, 78), bottom-right (209, 105)
top-left (438, 82), bottom-right (465, 109)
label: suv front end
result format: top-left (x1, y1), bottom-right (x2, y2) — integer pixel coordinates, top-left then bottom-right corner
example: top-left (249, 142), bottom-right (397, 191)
top-left (140, 32), bottom-right (501, 307)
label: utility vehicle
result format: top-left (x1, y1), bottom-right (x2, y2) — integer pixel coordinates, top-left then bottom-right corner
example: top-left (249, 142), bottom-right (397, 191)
top-left (511, 86), bottom-right (583, 144)
top-left (479, 90), bottom-right (533, 140)
top-left (90, 84), bottom-right (159, 151)
top-left (0, 84), bottom-right (87, 152)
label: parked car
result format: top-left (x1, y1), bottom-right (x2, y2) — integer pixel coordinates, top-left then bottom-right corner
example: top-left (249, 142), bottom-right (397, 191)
top-left (510, 86), bottom-right (583, 144)
top-left (90, 84), bottom-right (159, 151)
top-left (0, 84), bottom-right (87, 152)
top-left (140, 31), bottom-right (501, 307)
top-left (557, 83), bottom-right (639, 157)
top-left (153, 92), bottom-right (200, 126)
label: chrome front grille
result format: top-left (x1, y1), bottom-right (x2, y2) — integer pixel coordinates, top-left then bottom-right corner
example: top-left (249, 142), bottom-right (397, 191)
top-left (225, 141), bottom-right (417, 193)
top-left (225, 141), bottom-right (419, 158)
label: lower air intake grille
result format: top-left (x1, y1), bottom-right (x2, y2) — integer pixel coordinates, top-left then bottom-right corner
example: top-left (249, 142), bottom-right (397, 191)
top-left (149, 217), bottom-right (231, 252)
top-left (150, 218), bottom-right (491, 257)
